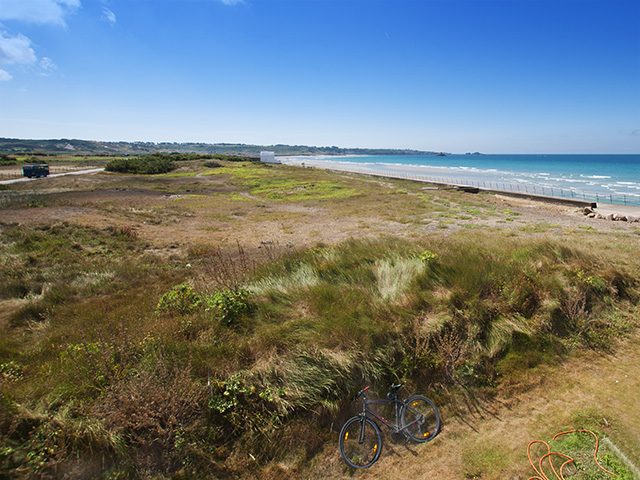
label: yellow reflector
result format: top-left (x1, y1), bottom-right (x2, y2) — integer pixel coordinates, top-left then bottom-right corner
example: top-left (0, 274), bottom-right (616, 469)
top-left (412, 402), bottom-right (418, 406)
top-left (373, 444), bottom-right (378, 453)
top-left (344, 432), bottom-right (349, 440)
top-left (423, 432), bottom-right (429, 437)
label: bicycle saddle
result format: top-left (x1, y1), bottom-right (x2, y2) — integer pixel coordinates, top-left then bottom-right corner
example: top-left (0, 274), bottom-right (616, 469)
top-left (389, 383), bottom-right (403, 391)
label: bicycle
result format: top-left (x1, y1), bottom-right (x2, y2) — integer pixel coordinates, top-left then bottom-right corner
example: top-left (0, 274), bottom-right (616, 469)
top-left (339, 383), bottom-right (440, 469)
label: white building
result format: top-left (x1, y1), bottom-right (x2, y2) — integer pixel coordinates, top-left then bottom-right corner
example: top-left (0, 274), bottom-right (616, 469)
top-left (260, 151), bottom-right (279, 164)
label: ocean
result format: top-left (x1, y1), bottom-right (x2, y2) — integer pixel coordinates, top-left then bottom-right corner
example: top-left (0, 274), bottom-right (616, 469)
top-left (280, 154), bottom-right (640, 206)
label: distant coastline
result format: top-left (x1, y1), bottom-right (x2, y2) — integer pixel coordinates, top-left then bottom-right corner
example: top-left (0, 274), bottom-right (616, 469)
top-left (0, 138), bottom-right (444, 158)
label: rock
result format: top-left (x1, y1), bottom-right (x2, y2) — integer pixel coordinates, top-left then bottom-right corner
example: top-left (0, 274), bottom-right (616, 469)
top-left (614, 214), bottom-right (628, 222)
top-left (628, 216), bottom-right (639, 223)
top-left (583, 207), bottom-right (593, 215)
top-left (587, 213), bottom-right (596, 218)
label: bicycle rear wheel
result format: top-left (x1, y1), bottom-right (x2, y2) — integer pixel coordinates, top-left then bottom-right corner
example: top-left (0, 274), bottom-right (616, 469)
top-left (339, 416), bottom-right (382, 468)
top-left (400, 395), bottom-right (440, 443)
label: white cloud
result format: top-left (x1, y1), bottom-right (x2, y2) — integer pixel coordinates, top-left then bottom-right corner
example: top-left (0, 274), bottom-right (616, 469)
top-left (631, 130), bottom-right (640, 136)
top-left (0, 31), bottom-right (37, 65)
top-left (0, 68), bottom-right (12, 81)
top-left (0, 0), bottom-right (81, 26)
top-left (101, 7), bottom-right (116, 25)
top-left (0, 0), bottom-right (76, 81)
top-left (220, 0), bottom-right (244, 5)
top-left (40, 56), bottom-right (57, 71)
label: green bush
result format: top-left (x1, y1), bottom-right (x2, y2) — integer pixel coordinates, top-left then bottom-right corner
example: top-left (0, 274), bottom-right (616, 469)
top-left (105, 156), bottom-right (176, 174)
top-left (207, 288), bottom-right (254, 326)
top-left (419, 249), bottom-right (439, 263)
top-left (156, 283), bottom-right (201, 314)
top-left (0, 153), bottom-right (18, 166)
top-left (0, 361), bottom-right (26, 382)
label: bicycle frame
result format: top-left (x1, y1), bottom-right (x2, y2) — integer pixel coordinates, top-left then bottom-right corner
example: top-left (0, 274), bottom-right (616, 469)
top-left (340, 385), bottom-right (439, 468)
top-left (356, 386), bottom-right (418, 436)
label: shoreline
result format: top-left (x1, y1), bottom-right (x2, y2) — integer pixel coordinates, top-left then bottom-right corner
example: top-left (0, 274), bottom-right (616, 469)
top-left (279, 156), bottom-right (640, 210)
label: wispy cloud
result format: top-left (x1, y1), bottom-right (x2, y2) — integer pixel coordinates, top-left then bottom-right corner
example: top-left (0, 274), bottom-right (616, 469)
top-left (0, 0), bottom-right (81, 26)
top-left (631, 129), bottom-right (640, 136)
top-left (0, 31), bottom-right (37, 65)
top-left (40, 57), bottom-right (57, 71)
top-left (0, 0), bottom-right (77, 81)
top-left (220, 0), bottom-right (244, 5)
top-left (102, 7), bottom-right (116, 25)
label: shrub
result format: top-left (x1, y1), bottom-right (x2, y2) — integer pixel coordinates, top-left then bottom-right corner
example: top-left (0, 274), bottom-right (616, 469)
top-left (0, 401), bottom-right (125, 478)
top-left (207, 288), bottom-right (254, 326)
top-left (419, 250), bottom-right (439, 263)
top-left (156, 284), bottom-right (201, 315)
top-left (92, 351), bottom-right (204, 477)
top-left (0, 361), bottom-right (26, 382)
top-left (0, 153), bottom-right (18, 166)
top-left (105, 156), bottom-right (176, 174)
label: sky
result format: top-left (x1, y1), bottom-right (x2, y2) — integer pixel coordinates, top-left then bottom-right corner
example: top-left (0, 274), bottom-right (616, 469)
top-left (0, 0), bottom-right (639, 154)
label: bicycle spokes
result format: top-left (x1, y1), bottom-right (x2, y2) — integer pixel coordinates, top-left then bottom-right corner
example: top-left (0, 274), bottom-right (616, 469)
top-left (339, 416), bottom-right (382, 469)
top-left (401, 395), bottom-right (440, 443)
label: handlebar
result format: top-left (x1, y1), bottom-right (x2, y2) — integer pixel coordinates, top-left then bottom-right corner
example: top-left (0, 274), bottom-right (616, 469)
top-left (353, 383), bottom-right (403, 401)
top-left (354, 386), bottom-right (370, 400)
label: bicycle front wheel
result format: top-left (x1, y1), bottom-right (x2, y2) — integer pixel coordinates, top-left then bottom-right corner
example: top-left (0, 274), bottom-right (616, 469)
top-left (339, 416), bottom-right (382, 469)
top-left (400, 395), bottom-right (440, 443)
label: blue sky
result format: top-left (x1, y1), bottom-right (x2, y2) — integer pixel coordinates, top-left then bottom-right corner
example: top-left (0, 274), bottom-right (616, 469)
top-left (0, 0), bottom-right (639, 153)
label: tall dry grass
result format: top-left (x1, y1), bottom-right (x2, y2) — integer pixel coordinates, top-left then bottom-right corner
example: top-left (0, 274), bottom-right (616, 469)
top-left (1, 220), bottom-right (638, 478)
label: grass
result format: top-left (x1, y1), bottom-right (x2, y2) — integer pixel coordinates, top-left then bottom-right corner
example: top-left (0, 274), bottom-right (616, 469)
top-left (1, 159), bottom-right (640, 479)
top-left (525, 425), bottom-right (636, 480)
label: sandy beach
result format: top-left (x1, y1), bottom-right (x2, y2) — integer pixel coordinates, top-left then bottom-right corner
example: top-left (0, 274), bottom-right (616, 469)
top-left (280, 156), bottom-right (640, 220)
top-left (280, 154), bottom-right (640, 209)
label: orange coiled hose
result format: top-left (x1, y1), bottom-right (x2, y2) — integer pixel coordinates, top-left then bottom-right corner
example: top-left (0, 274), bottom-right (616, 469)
top-left (527, 429), bottom-right (617, 480)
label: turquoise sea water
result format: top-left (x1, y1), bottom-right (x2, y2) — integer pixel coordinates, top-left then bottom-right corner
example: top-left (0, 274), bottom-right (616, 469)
top-left (281, 154), bottom-right (640, 206)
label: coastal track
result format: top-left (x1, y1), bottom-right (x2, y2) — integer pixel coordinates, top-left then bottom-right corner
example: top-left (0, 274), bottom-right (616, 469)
top-left (0, 168), bottom-right (105, 185)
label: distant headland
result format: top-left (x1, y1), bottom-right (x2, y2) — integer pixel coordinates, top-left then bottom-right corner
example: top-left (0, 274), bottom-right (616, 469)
top-left (0, 138), bottom-right (447, 158)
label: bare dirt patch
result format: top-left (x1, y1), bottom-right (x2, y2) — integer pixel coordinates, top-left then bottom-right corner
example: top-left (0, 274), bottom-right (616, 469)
top-left (2, 168), bottom-right (633, 257)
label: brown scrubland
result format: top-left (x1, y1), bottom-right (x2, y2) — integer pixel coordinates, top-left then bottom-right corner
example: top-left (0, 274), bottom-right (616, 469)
top-left (1, 158), bottom-right (639, 479)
